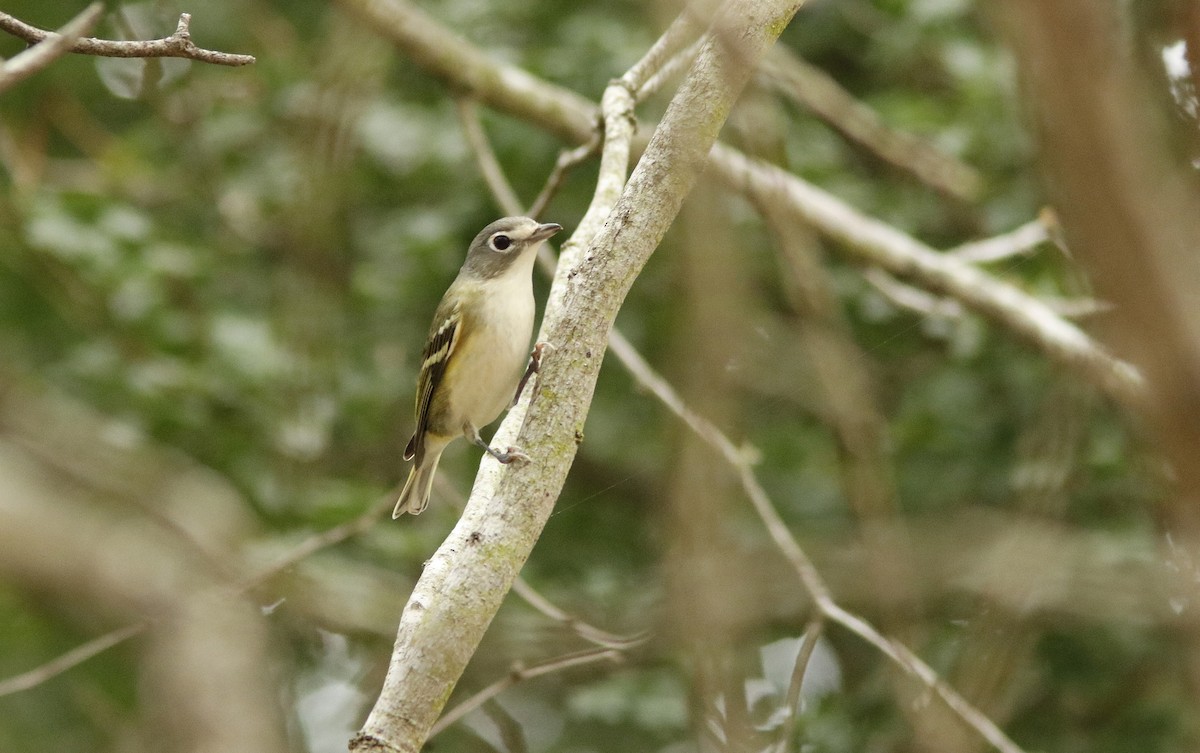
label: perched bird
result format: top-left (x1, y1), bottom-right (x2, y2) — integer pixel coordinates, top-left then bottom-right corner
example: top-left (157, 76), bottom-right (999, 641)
top-left (394, 216), bottom-right (563, 517)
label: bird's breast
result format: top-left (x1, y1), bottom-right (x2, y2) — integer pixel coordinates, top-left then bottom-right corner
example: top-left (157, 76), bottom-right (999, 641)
top-left (444, 273), bottom-right (534, 429)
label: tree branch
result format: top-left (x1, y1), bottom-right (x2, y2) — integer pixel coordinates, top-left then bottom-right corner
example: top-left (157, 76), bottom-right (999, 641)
top-left (773, 618), bottom-right (824, 753)
top-left (708, 145), bottom-right (1144, 406)
top-left (428, 647), bottom-right (624, 739)
top-left (0, 3), bottom-right (103, 93)
top-left (759, 46), bottom-right (983, 199)
top-left (0, 621), bottom-right (144, 697)
top-left (350, 2), bottom-right (804, 750)
top-left (606, 321), bottom-right (1028, 753)
top-left (0, 9), bottom-right (256, 67)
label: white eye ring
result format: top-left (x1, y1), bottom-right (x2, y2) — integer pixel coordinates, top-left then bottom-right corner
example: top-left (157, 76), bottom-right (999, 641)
top-left (489, 233), bottom-right (512, 252)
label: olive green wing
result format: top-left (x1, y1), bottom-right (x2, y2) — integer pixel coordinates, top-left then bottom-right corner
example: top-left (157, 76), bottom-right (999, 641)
top-left (404, 297), bottom-right (462, 462)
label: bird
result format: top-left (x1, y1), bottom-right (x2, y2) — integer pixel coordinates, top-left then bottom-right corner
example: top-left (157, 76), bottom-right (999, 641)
top-left (394, 216), bottom-right (563, 517)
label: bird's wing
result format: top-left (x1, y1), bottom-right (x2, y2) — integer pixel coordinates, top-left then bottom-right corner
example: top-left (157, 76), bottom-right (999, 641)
top-left (405, 296), bottom-right (462, 461)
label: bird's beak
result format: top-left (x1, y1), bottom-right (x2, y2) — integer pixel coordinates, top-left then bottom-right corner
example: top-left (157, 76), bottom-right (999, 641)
top-left (530, 222), bottom-right (563, 241)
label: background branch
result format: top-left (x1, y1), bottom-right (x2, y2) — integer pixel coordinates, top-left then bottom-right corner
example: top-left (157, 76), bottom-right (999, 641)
top-left (760, 46), bottom-right (983, 199)
top-left (0, 3), bottom-right (102, 93)
top-left (0, 9), bottom-right (255, 66)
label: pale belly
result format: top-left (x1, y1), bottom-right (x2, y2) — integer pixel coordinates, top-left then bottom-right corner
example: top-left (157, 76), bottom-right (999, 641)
top-left (440, 277), bottom-right (533, 431)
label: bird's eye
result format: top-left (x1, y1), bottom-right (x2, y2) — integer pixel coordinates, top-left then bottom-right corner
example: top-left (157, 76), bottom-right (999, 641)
top-left (490, 234), bottom-right (512, 251)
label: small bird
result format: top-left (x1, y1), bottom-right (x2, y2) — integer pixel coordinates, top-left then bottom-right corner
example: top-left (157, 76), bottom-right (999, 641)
top-left (394, 216), bottom-right (563, 517)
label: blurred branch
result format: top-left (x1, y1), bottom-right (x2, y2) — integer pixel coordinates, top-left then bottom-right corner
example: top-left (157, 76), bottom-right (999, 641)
top-left (454, 98), bottom-right (524, 216)
top-left (428, 647), bottom-right (624, 738)
top-left (864, 267), bottom-right (965, 319)
top-left (526, 135), bottom-right (600, 221)
top-left (0, 3), bottom-right (102, 94)
top-left (0, 390), bottom-right (286, 752)
top-left (709, 146), bottom-right (1144, 406)
top-left (638, 38), bottom-right (703, 102)
top-left (605, 330), bottom-right (1027, 753)
top-left (760, 47), bottom-right (983, 199)
top-left (511, 577), bottom-right (650, 650)
top-left (0, 9), bottom-right (256, 66)
top-left (0, 621), bottom-right (144, 697)
top-left (620, 10), bottom-right (704, 97)
top-left (774, 618), bottom-right (824, 753)
top-left (0, 486), bottom-right (396, 698)
top-left (350, 3), bottom-right (803, 751)
top-left (1002, 1), bottom-right (1200, 547)
top-left (947, 213), bottom-right (1053, 264)
top-left (336, 0), bottom-right (596, 143)
top-left (239, 494), bottom-right (395, 591)
top-left (865, 268), bottom-right (1106, 322)
top-left (335, 0), bottom-right (1143, 409)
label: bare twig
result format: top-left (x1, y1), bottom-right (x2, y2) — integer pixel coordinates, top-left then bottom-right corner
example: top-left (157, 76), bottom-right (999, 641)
top-left (864, 267), bottom-right (965, 319)
top-left (428, 647), bottom-right (624, 738)
top-left (760, 46), bottom-right (983, 199)
top-left (0, 10), bottom-right (256, 67)
top-left (0, 3), bottom-right (103, 94)
top-left (0, 621), bottom-right (145, 697)
top-left (510, 577), bottom-right (650, 650)
top-left (774, 618), bottom-right (825, 753)
top-left (238, 494), bottom-right (395, 591)
top-left (620, 10), bottom-right (704, 95)
top-left (454, 98), bottom-right (524, 215)
top-left (948, 217), bottom-right (1051, 264)
top-left (638, 38), bottom-right (704, 102)
top-left (526, 135), bottom-right (600, 221)
top-left (709, 146), bottom-right (1145, 407)
top-left (605, 327), bottom-right (1028, 753)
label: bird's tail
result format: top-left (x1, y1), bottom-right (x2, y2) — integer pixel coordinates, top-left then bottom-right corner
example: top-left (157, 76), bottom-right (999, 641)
top-left (393, 452), bottom-right (442, 517)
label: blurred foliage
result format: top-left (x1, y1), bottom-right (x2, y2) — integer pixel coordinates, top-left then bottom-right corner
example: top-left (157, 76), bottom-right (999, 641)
top-left (0, 1), bottom-right (1196, 753)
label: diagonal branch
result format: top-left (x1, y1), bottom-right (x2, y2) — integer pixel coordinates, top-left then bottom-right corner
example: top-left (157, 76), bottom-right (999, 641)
top-left (760, 46), bottom-right (983, 199)
top-left (0, 621), bottom-right (144, 697)
top-left (708, 146), bottom-right (1144, 406)
top-left (607, 320), bottom-right (1028, 753)
top-left (428, 647), bottom-right (625, 739)
top-left (0, 3), bottom-right (103, 94)
top-left (0, 10), bottom-right (256, 67)
top-left (350, 3), bottom-right (805, 751)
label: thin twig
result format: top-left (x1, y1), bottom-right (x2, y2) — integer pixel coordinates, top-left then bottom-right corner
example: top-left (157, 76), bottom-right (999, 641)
top-left (0, 3), bottom-right (103, 94)
top-left (864, 267), bottom-right (964, 319)
top-left (454, 98), bottom-right (524, 216)
top-left (606, 327), bottom-right (1028, 753)
top-left (510, 577), bottom-right (650, 650)
top-left (620, 10), bottom-right (704, 95)
top-left (0, 10), bottom-right (256, 67)
top-left (428, 647), bottom-right (623, 738)
top-left (760, 46), bottom-right (983, 200)
top-left (0, 621), bottom-right (145, 697)
top-left (774, 618), bottom-right (825, 753)
top-left (709, 145), bottom-right (1144, 407)
top-left (526, 135), bottom-right (600, 221)
top-left (948, 217), bottom-right (1051, 264)
top-left (638, 38), bottom-right (704, 102)
top-left (238, 494), bottom-right (395, 591)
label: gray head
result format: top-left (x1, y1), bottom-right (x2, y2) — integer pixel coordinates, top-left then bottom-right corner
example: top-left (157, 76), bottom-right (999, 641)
top-left (460, 217), bottom-right (562, 279)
